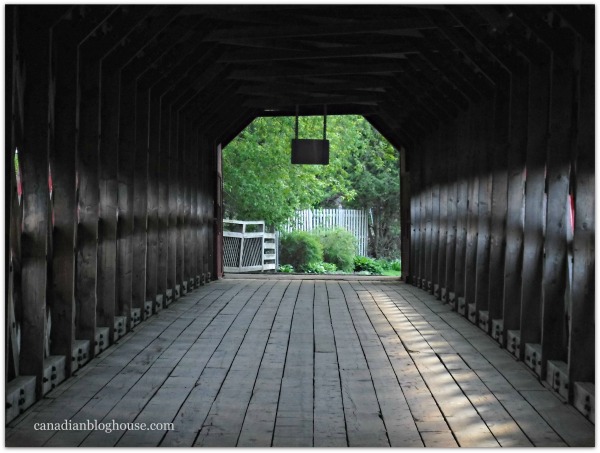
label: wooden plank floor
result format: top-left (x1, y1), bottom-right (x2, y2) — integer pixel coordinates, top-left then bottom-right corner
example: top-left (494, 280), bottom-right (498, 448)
top-left (6, 278), bottom-right (594, 447)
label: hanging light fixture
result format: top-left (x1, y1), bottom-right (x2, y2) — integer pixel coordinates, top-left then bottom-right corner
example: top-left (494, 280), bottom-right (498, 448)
top-left (291, 105), bottom-right (329, 165)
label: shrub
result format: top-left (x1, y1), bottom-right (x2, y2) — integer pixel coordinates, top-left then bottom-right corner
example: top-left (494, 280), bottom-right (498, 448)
top-left (304, 262), bottom-right (326, 274)
top-left (279, 231), bottom-right (323, 271)
top-left (278, 264), bottom-right (294, 273)
top-left (353, 256), bottom-right (384, 275)
top-left (322, 262), bottom-right (338, 273)
top-left (303, 261), bottom-right (338, 274)
top-left (315, 228), bottom-right (356, 272)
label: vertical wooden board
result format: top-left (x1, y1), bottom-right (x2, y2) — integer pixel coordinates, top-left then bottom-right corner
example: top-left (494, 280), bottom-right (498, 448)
top-left (214, 143), bottom-right (223, 279)
top-left (176, 113), bottom-right (185, 286)
top-left (167, 107), bottom-right (178, 290)
top-left (444, 122), bottom-right (458, 299)
top-left (196, 134), bottom-right (205, 281)
top-left (201, 138), bottom-right (210, 280)
top-left (474, 98), bottom-right (492, 314)
top-left (541, 49), bottom-right (574, 369)
top-left (400, 148), bottom-right (411, 281)
top-left (422, 137), bottom-right (433, 291)
top-left (132, 83), bottom-right (149, 311)
top-left (502, 66), bottom-right (529, 340)
top-left (430, 133), bottom-right (442, 296)
top-left (436, 128), bottom-right (448, 297)
top-left (49, 23), bottom-right (79, 372)
top-left (96, 65), bottom-right (119, 334)
top-left (157, 102), bottom-right (170, 298)
top-left (520, 56), bottom-right (550, 354)
top-left (568, 39), bottom-right (594, 386)
top-left (453, 112), bottom-right (468, 300)
top-left (464, 103), bottom-right (480, 313)
top-left (487, 82), bottom-right (510, 326)
top-left (409, 144), bottom-right (421, 285)
top-left (75, 55), bottom-right (100, 352)
top-left (189, 127), bottom-right (199, 285)
top-left (117, 77), bottom-right (135, 324)
top-left (145, 90), bottom-right (160, 302)
top-left (17, 11), bottom-right (52, 389)
top-left (7, 12), bottom-right (22, 381)
top-left (182, 118), bottom-right (193, 283)
top-left (416, 143), bottom-right (426, 286)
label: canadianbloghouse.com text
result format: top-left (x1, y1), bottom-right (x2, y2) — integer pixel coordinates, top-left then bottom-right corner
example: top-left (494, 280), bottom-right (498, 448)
top-left (33, 419), bottom-right (174, 434)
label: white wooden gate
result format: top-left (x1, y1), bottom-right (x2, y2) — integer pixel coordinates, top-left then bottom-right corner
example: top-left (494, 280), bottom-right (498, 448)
top-left (223, 220), bottom-right (277, 273)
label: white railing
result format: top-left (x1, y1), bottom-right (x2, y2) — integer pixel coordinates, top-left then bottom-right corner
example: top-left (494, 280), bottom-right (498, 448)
top-left (281, 208), bottom-right (369, 256)
top-left (223, 220), bottom-right (277, 273)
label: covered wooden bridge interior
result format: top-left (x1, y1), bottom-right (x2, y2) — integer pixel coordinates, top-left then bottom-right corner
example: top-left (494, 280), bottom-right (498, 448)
top-left (5, 3), bottom-right (595, 443)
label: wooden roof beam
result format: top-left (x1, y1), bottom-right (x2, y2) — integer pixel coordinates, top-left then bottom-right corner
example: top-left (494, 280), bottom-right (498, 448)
top-left (204, 16), bottom-right (433, 41)
top-left (228, 60), bottom-right (406, 80)
top-left (218, 41), bottom-right (418, 63)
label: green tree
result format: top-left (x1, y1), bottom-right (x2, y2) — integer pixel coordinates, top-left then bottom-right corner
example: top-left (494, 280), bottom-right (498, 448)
top-left (223, 116), bottom-right (357, 228)
top-left (223, 115), bottom-right (401, 258)
top-left (341, 119), bottom-right (401, 258)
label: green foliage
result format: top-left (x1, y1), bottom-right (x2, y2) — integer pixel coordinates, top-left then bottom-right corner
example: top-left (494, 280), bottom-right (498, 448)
top-left (223, 116), bottom-right (358, 229)
top-left (315, 228), bottom-right (356, 272)
top-left (303, 261), bottom-right (338, 274)
top-left (303, 262), bottom-right (326, 274)
top-left (279, 231), bottom-right (323, 271)
top-left (353, 256), bottom-right (384, 275)
top-left (321, 262), bottom-right (338, 272)
top-left (378, 258), bottom-right (402, 272)
top-left (278, 264), bottom-right (294, 273)
top-left (223, 115), bottom-right (401, 257)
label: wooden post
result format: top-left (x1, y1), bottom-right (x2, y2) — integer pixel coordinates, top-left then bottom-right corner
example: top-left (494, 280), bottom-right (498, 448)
top-left (17, 8), bottom-right (53, 394)
top-left (167, 106), bottom-right (178, 291)
top-left (182, 117), bottom-right (193, 287)
top-left (96, 60), bottom-right (120, 337)
top-left (132, 80), bottom-right (150, 312)
top-left (435, 127), bottom-right (448, 297)
top-left (422, 137), bottom-right (433, 292)
top-left (409, 143), bottom-right (421, 285)
top-left (487, 79), bottom-right (510, 331)
top-left (117, 70), bottom-right (135, 324)
top-left (540, 45), bottom-right (575, 371)
top-left (190, 126), bottom-right (200, 286)
top-left (48, 17), bottom-right (83, 375)
top-left (145, 86), bottom-right (160, 304)
top-left (176, 112), bottom-right (185, 289)
top-left (399, 147), bottom-right (411, 282)
top-left (444, 123), bottom-right (458, 302)
top-left (200, 136), bottom-right (210, 281)
top-left (474, 98), bottom-right (493, 317)
top-left (75, 37), bottom-right (101, 356)
top-left (6, 8), bottom-right (19, 381)
top-left (464, 103), bottom-right (480, 315)
top-left (502, 64), bottom-right (529, 344)
top-left (568, 39), bottom-right (594, 388)
top-left (453, 112), bottom-right (469, 304)
top-left (214, 143), bottom-right (223, 279)
top-left (157, 99), bottom-right (170, 301)
top-left (519, 56), bottom-right (551, 355)
top-left (429, 134), bottom-right (441, 296)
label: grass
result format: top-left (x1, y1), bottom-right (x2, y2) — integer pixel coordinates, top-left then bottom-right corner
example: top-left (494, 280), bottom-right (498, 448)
top-left (381, 269), bottom-right (401, 277)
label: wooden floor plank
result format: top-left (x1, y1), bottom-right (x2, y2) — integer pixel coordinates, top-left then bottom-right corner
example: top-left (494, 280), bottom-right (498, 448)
top-left (272, 281), bottom-right (315, 447)
top-left (6, 278), bottom-right (592, 448)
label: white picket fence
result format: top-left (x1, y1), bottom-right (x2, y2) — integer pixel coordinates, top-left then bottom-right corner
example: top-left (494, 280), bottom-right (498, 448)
top-left (281, 208), bottom-right (369, 256)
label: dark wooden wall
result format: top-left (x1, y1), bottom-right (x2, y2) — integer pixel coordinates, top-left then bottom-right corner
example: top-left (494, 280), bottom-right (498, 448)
top-left (404, 10), bottom-right (594, 408)
top-left (5, 7), bottom-right (224, 401)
